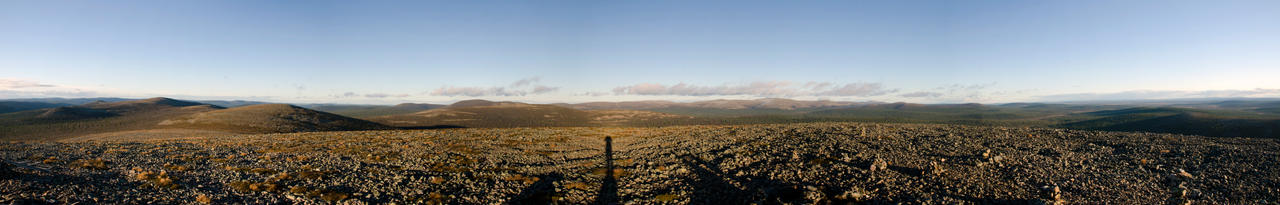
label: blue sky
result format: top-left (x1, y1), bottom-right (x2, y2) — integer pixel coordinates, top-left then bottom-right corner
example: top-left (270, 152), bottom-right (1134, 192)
top-left (2, 0), bottom-right (1278, 104)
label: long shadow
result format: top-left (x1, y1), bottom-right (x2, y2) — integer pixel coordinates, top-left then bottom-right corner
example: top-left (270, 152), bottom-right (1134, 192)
top-left (593, 137), bottom-right (619, 205)
top-left (680, 154), bottom-right (746, 204)
top-left (680, 154), bottom-right (810, 204)
top-left (510, 173), bottom-right (564, 204)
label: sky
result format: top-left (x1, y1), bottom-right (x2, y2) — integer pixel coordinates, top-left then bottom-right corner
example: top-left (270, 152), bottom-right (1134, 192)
top-left (1, 0), bottom-right (1278, 104)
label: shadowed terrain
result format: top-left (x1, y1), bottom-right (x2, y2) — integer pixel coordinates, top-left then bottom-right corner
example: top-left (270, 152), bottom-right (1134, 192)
top-left (368, 100), bottom-right (696, 128)
top-left (0, 98), bottom-right (392, 141)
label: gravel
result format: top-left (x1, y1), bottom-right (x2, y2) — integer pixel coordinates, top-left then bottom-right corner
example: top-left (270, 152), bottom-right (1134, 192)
top-left (2, 122), bottom-right (1278, 204)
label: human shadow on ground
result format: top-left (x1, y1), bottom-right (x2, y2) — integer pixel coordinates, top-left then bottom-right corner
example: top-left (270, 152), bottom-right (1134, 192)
top-left (593, 136), bottom-right (619, 205)
top-left (510, 173), bottom-right (564, 204)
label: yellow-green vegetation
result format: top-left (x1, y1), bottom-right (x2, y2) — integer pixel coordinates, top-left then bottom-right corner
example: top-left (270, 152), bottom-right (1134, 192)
top-left (250, 168), bottom-right (277, 175)
top-left (133, 168), bottom-right (179, 189)
top-left (227, 181), bottom-right (281, 193)
top-left (195, 194), bottom-right (212, 204)
top-left (73, 158), bottom-right (108, 170)
top-left (289, 186), bottom-right (310, 194)
top-left (223, 166), bottom-right (251, 172)
top-left (295, 170), bottom-right (328, 180)
top-left (250, 182), bottom-right (282, 192)
top-left (563, 182), bottom-right (590, 190)
top-left (590, 168), bottom-right (629, 179)
top-left (319, 190), bottom-right (350, 202)
top-left (655, 194), bottom-right (677, 202)
top-left (227, 181), bottom-right (252, 192)
top-left (163, 163), bottom-right (190, 171)
top-left (500, 174), bottom-right (539, 185)
top-left (41, 156), bottom-right (60, 164)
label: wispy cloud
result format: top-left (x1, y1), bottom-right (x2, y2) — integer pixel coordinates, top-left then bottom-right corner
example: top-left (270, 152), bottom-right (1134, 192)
top-left (0, 89), bottom-right (100, 98)
top-left (935, 82), bottom-right (997, 91)
top-left (1038, 88), bottom-right (1280, 102)
top-left (577, 92), bottom-right (610, 97)
top-left (900, 91), bottom-right (944, 98)
top-left (332, 92), bottom-right (410, 98)
top-left (816, 83), bottom-right (897, 97)
top-left (510, 77), bottom-right (541, 87)
top-left (611, 81), bottom-right (895, 97)
top-left (429, 77), bottom-right (560, 97)
top-left (889, 82), bottom-right (1000, 102)
top-left (532, 85), bottom-right (559, 94)
top-left (0, 79), bottom-right (55, 89)
top-left (364, 93), bottom-right (409, 98)
top-left (0, 79), bottom-right (107, 98)
top-left (430, 87), bottom-right (524, 96)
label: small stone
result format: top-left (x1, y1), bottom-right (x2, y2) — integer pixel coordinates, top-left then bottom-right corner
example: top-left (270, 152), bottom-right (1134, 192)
top-left (869, 158), bottom-right (888, 172)
top-left (1177, 169), bottom-right (1194, 179)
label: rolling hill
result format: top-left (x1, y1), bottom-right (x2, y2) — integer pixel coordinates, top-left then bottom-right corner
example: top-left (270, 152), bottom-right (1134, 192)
top-left (0, 97), bottom-right (392, 141)
top-left (0, 101), bottom-right (73, 114)
top-left (802, 102), bottom-right (1052, 125)
top-left (5, 97), bottom-right (1278, 138)
top-left (310, 103), bottom-right (445, 118)
top-left (561, 98), bottom-right (859, 111)
top-left (370, 100), bottom-right (694, 128)
top-left (556, 98), bottom-right (863, 117)
top-left (0, 97), bottom-right (133, 105)
top-left (159, 104), bottom-right (393, 133)
top-left (1058, 107), bottom-right (1280, 138)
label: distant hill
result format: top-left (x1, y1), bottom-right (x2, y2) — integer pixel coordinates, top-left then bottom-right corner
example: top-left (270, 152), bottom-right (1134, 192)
top-left (0, 97), bottom-right (134, 105)
top-left (800, 102), bottom-right (1055, 126)
top-left (0, 97), bottom-right (392, 141)
top-left (1059, 107), bottom-right (1280, 138)
top-left (0, 101), bottom-right (72, 114)
top-left (370, 100), bottom-right (694, 128)
top-left (3, 97), bottom-right (1278, 139)
top-left (0, 97), bottom-right (223, 141)
top-left (197, 100), bottom-right (272, 108)
top-left (159, 104), bottom-right (393, 133)
top-left (311, 103), bottom-right (446, 118)
top-left (555, 98), bottom-right (863, 118)
top-left (561, 98), bottom-right (859, 111)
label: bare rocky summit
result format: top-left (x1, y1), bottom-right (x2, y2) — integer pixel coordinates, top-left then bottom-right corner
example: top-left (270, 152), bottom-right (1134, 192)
top-left (2, 122), bottom-right (1278, 204)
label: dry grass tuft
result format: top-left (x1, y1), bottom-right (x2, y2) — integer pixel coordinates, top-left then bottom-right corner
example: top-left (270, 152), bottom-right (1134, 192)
top-left (296, 170), bottom-right (328, 180)
top-left (250, 168), bottom-right (277, 175)
top-left (289, 186), bottom-right (310, 194)
top-left (224, 166), bottom-right (251, 172)
top-left (135, 170), bottom-right (179, 189)
top-left (164, 164), bottom-right (189, 171)
top-left (228, 181), bottom-right (252, 192)
top-left (655, 194), bottom-right (677, 202)
top-left (320, 190), bottom-right (350, 202)
top-left (563, 182), bottom-right (590, 190)
top-left (271, 172), bottom-right (292, 181)
top-left (249, 182), bottom-right (281, 192)
top-left (195, 194), bottom-right (212, 204)
top-left (73, 159), bottom-right (108, 170)
top-left (41, 156), bottom-right (60, 164)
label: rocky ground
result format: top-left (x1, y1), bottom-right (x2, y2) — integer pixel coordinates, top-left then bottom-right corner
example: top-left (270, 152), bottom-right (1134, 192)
top-left (2, 122), bottom-right (1278, 204)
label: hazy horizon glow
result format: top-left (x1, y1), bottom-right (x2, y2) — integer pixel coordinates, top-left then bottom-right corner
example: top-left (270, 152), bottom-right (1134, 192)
top-left (2, 1), bottom-right (1278, 105)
